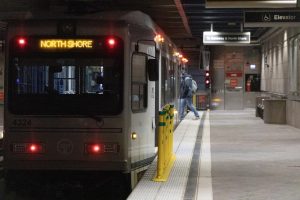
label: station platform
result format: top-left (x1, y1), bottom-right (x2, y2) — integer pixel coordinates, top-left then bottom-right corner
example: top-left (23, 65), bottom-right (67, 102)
top-left (127, 109), bottom-right (300, 200)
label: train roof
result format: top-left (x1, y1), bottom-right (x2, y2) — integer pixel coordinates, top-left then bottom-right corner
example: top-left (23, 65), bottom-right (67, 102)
top-left (6, 11), bottom-right (161, 34)
top-left (5, 10), bottom-right (175, 49)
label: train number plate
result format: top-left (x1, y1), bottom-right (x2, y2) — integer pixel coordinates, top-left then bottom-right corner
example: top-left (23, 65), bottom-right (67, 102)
top-left (12, 119), bottom-right (32, 127)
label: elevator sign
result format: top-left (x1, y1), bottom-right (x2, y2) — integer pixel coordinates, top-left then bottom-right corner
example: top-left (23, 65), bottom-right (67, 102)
top-left (203, 32), bottom-right (251, 45)
top-left (244, 11), bottom-right (300, 27)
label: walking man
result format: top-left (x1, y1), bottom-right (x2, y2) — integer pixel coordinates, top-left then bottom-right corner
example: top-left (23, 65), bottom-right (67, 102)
top-left (179, 73), bottom-right (200, 120)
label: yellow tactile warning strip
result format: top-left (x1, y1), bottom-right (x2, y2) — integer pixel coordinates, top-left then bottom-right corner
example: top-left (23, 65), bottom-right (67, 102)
top-left (127, 111), bottom-right (203, 200)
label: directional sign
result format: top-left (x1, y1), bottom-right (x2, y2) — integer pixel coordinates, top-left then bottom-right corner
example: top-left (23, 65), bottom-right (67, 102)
top-left (244, 11), bottom-right (300, 27)
top-left (206, 0), bottom-right (296, 8)
top-left (203, 32), bottom-right (251, 45)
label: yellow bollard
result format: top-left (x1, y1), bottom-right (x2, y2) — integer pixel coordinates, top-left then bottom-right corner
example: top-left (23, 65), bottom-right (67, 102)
top-left (154, 110), bottom-right (166, 180)
top-left (153, 104), bottom-right (176, 182)
top-left (169, 105), bottom-right (174, 156)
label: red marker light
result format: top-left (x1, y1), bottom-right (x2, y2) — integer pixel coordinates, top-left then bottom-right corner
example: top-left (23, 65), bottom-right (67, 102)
top-left (30, 144), bottom-right (37, 152)
top-left (205, 79), bottom-right (210, 84)
top-left (27, 143), bottom-right (44, 153)
top-left (92, 145), bottom-right (100, 153)
top-left (107, 38), bottom-right (116, 48)
top-left (12, 143), bottom-right (44, 154)
top-left (85, 143), bottom-right (102, 154)
top-left (205, 72), bottom-right (210, 77)
top-left (17, 37), bottom-right (27, 47)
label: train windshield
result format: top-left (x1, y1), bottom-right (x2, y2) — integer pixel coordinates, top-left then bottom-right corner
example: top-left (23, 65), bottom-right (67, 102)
top-left (8, 56), bottom-right (123, 115)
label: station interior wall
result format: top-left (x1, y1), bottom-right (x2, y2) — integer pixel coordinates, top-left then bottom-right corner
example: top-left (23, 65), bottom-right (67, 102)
top-left (261, 27), bottom-right (300, 128)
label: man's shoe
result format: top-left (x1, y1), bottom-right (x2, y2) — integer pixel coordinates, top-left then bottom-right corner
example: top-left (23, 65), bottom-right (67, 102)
top-left (194, 116), bottom-right (200, 120)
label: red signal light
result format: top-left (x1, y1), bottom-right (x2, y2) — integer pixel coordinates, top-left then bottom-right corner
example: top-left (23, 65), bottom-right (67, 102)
top-left (17, 37), bottom-right (27, 47)
top-left (205, 71), bottom-right (210, 77)
top-left (107, 38), bottom-right (116, 48)
top-left (205, 77), bottom-right (210, 88)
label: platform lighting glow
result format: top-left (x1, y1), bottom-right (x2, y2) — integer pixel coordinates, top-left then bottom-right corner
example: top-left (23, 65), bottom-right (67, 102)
top-left (173, 52), bottom-right (180, 57)
top-left (212, 98), bottom-right (222, 102)
top-left (182, 58), bottom-right (188, 63)
top-left (0, 131), bottom-right (3, 139)
top-left (154, 34), bottom-right (164, 43)
top-left (178, 54), bottom-right (183, 58)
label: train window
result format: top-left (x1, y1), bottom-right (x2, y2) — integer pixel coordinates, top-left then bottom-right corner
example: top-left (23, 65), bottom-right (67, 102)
top-left (9, 57), bottom-right (123, 115)
top-left (161, 56), bottom-right (174, 105)
top-left (53, 66), bottom-right (76, 94)
top-left (169, 61), bottom-right (175, 101)
top-left (131, 53), bottom-right (147, 112)
top-left (84, 66), bottom-right (104, 94)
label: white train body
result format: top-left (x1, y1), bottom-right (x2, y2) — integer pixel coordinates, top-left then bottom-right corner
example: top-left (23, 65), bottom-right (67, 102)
top-left (3, 11), bottom-right (181, 188)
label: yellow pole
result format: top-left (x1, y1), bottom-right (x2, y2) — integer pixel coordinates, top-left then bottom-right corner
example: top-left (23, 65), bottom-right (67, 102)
top-left (165, 114), bottom-right (170, 167)
top-left (156, 110), bottom-right (166, 179)
top-left (163, 104), bottom-right (170, 169)
top-left (153, 104), bottom-right (176, 182)
top-left (169, 104), bottom-right (174, 155)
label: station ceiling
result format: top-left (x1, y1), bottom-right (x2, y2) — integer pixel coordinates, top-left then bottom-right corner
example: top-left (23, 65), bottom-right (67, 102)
top-left (0, 0), bottom-right (274, 61)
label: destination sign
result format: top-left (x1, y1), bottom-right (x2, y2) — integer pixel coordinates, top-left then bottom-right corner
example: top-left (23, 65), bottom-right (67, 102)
top-left (39, 39), bottom-right (93, 49)
top-left (203, 32), bottom-right (251, 45)
top-left (244, 11), bottom-right (300, 27)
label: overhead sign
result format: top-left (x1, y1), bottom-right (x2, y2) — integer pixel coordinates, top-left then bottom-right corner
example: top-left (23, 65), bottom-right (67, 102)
top-left (206, 0), bottom-right (296, 8)
top-left (244, 11), bottom-right (300, 27)
top-left (203, 32), bottom-right (251, 45)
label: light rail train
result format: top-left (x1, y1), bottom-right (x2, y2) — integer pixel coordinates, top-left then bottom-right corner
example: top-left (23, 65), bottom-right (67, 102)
top-left (3, 11), bottom-right (184, 191)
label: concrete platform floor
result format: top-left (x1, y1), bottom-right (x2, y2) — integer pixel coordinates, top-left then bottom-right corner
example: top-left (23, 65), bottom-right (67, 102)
top-left (211, 109), bottom-right (300, 200)
top-left (129, 109), bottom-right (300, 200)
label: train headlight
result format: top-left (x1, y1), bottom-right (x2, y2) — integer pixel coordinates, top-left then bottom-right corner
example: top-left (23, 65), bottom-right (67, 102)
top-left (131, 132), bottom-right (137, 140)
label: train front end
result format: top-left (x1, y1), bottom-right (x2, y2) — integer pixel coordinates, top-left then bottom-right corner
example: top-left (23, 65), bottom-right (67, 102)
top-left (4, 20), bottom-right (130, 174)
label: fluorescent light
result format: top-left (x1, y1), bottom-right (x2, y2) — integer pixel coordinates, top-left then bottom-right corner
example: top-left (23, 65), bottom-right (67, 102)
top-left (250, 64), bottom-right (256, 69)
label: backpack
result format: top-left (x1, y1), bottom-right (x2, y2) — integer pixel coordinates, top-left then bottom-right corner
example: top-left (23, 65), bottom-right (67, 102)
top-left (192, 79), bottom-right (197, 93)
top-left (184, 77), bottom-right (197, 95)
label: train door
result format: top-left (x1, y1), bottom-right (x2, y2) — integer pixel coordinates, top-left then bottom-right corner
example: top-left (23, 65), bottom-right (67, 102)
top-left (130, 49), bottom-right (157, 187)
top-left (0, 41), bottom-right (3, 112)
top-left (0, 40), bottom-right (3, 155)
